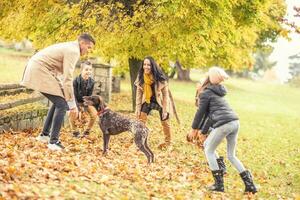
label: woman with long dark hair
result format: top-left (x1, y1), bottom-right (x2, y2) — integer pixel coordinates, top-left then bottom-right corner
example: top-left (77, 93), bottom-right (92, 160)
top-left (134, 56), bottom-right (172, 149)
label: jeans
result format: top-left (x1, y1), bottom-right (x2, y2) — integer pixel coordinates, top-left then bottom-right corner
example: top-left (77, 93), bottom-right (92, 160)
top-left (204, 120), bottom-right (246, 173)
top-left (41, 93), bottom-right (68, 144)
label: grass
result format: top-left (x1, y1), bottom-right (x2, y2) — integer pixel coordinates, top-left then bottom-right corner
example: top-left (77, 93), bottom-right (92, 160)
top-left (0, 47), bottom-right (33, 57)
top-left (0, 47), bottom-right (31, 84)
top-left (0, 48), bottom-right (299, 199)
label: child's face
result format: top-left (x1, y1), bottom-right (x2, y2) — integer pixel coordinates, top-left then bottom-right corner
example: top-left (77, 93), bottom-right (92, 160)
top-left (81, 64), bottom-right (93, 80)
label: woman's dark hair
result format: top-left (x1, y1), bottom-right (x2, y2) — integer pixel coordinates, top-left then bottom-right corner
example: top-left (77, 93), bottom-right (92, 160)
top-left (137, 56), bottom-right (168, 85)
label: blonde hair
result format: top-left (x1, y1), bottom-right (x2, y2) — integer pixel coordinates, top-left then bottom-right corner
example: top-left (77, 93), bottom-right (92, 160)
top-left (208, 66), bottom-right (229, 84)
top-left (197, 67), bottom-right (228, 96)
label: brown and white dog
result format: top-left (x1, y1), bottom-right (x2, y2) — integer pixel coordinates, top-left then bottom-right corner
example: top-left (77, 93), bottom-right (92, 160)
top-left (83, 95), bottom-right (154, 163)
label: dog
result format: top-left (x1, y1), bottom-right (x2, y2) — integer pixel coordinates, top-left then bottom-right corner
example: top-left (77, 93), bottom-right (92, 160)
top-left (83, 95), bottom-right (154, 163)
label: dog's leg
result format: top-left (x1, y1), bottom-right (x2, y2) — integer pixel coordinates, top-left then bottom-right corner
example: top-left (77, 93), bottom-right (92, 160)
top-left (144, 137), bottom-right (154, 163)
top-left (103, 133), bottom-right (111, 155)
top-left (134, 134), bottom-right (151, 163)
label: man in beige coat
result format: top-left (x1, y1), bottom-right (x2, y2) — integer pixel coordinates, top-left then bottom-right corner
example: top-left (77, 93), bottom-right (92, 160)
top-left (21, 33), bottom-right (95, 150)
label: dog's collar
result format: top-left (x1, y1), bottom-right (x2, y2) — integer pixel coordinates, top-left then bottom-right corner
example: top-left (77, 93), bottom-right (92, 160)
top-left (97, 107), bottom-right (110, 116)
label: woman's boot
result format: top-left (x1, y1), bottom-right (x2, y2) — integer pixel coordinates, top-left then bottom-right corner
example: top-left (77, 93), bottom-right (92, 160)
top-left (217, 156), bottom-right (227, 175)
top-left (138, 112), bottom-right (148, 124)
top-left (158, 120), bottom-right (171, 149)
top-left (208, 170), bottom-right (224, 192)
top-left (240, 170), bottom-right (258, 194)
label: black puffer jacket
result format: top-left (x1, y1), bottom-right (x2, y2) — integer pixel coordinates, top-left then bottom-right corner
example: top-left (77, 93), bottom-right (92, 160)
top-left (73, 75), bottom-right (95, 104)
top-left (192, 84), bottom-right (238, 129)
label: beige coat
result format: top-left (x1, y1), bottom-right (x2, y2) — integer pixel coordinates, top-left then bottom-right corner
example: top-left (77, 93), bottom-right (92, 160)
top-left (21, 41), bottom-right (80, 101)
top-left (134, 78), bottom-right (170, 114)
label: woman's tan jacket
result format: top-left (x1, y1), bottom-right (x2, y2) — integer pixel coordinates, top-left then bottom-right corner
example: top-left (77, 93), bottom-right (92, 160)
top-left (134, 77), bottom-right (171, 115)
top-left (21, 41), bottom-right (80, 102)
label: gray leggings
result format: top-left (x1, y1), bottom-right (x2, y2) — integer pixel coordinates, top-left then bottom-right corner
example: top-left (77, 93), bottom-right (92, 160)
top-left (204, 120), bottom-right (246, 173)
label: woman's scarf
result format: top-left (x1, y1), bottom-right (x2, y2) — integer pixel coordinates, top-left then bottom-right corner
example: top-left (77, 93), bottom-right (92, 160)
top-left (143, 73), bottom-right (154, 103)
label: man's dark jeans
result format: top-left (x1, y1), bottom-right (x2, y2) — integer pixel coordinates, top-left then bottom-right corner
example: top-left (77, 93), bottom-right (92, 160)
top-left (41, 93), bottom-right (68, 144)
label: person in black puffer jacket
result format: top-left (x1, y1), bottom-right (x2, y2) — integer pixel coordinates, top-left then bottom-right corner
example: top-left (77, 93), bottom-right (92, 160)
top-left (69, 61), bottom-right (97, 137)
top-left (187, 67), bottom-right (257, 194)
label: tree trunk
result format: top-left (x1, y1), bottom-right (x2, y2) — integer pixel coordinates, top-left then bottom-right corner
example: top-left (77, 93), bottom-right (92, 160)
top-left (168, 67), bottom-right (176, 79)
top-left (129, 57), bottom-right (142, 111)
top-left (175, 60), bottom-right (191, 81)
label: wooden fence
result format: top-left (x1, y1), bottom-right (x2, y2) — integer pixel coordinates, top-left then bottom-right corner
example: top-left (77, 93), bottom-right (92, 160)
top-left (0, 76), bottom-right (121, 133)
top-left (0, 84), bottom-right (48, 133)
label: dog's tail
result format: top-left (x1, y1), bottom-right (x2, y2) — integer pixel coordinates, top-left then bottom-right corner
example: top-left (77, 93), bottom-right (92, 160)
top-left (168, 89), bottom-right (180, 124)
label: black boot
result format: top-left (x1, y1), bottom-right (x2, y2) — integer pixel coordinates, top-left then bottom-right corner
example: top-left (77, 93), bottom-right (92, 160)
top-left (240, 170), bottom-right (258, 194)
top-left (208, 170), bottom-right (224, 192)
top-left (217, 156), bottom-right (227, 175)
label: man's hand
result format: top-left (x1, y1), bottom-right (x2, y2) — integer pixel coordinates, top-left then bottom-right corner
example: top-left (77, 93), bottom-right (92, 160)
top-left (69, 107), bottom-right (79, 119)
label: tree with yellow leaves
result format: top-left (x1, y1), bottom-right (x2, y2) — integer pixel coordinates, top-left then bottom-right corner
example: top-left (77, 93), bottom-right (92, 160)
top-left (0, 0), bottom-right (287, 109)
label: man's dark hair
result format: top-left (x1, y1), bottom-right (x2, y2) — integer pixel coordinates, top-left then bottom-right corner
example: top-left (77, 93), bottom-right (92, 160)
top-left (78, 33), bottom-right (96, 45)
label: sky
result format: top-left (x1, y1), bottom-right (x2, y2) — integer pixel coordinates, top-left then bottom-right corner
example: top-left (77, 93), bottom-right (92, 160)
top-left (270, 0), bottom-right (300, 82)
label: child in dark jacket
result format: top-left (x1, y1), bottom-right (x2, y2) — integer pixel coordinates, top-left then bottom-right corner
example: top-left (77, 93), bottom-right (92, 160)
top-left (187, 67), bottom-right (257, 194)
top-left (69, 61), bottom-right (97, 137)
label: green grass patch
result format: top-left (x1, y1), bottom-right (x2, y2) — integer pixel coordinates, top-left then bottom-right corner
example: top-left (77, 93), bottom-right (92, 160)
top-left (0, 47), bottom-right (33, 57)
top-left (0, 47), bottom-right (30, 83)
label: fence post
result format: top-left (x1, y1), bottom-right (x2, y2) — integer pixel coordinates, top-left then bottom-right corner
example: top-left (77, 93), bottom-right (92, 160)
top-left (92, 63), bottom-right (112, 103)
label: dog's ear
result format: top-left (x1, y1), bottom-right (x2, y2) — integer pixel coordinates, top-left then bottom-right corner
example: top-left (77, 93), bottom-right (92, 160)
top-left (99, 96), bottom-right (107, 106)
top-left (98, 96), bottom-right (106, 111)
top-left (89, 95), bottom-right (100, 110)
